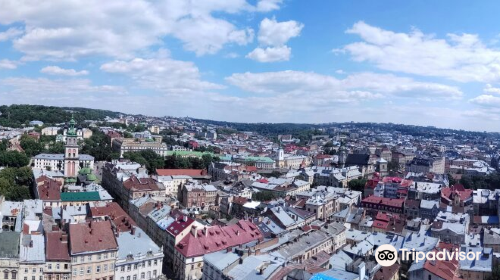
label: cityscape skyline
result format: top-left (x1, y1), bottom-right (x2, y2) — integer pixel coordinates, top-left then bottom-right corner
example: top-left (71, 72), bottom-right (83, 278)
top-left (1, 0), bottom-right (500, 131)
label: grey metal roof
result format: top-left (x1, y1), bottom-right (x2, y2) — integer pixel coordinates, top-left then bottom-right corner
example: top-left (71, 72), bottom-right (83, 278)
top-left (116, 228), bottom-right (161, 260)
top-left (0, 232), bottom-right (20, 258)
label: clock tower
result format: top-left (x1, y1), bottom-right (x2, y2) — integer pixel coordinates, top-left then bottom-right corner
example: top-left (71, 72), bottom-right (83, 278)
top-left (64, 117), bottom-right (80, 178)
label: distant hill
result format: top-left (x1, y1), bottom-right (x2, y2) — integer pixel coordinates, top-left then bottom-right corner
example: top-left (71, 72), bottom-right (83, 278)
top-left (0, 104), bottom-right (122, 127)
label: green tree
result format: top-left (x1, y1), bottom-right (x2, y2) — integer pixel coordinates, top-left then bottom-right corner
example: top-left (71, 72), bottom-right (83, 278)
top-left (20, 135), bottom-right (43, 157)
top-left (348, 178), bottom-right (367, 192)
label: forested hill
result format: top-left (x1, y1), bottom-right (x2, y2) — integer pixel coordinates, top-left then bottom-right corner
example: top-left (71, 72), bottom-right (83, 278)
top-left (0, 105), bottom-right (122, 127)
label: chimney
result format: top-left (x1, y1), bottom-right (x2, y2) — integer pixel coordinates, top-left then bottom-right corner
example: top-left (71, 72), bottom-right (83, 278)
top-left (131, 226), bottom-right (136, 235)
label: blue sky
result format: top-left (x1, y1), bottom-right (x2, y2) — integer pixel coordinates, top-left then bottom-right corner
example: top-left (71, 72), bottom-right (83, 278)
top-left (1, 0), bottom-right (500, 131)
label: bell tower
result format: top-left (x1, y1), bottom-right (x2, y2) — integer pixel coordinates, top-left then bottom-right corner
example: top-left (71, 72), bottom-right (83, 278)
top-left (64, 116), bottom-right (80, 178)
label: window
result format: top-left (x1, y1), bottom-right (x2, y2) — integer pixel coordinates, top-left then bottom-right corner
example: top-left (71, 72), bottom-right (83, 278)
top-left (148, 261), bottom-right (151, 267)
top-left (73, 269), bottom-right (77, 276)
top-left (11, 271), bottom-right (16, 279)
top-left (120, 267), bottom-right (124, 272)
top-left (79, 268), bottom-right (84, 276)
top-left (147, 272), bottom-right (150, 279)
top-left (120, 278), bottom-right (124, 280)
top-left (80, 256), bottom-right (85, 262)
top-left (141, 273), bottom-right (145, 279)
top-left (126, 277), bottom-right (130, 280)
top-left (4, 271), bottom-right (8, 279)
top-left (133, 276), bottom-right (136, 280)
top-left (56, 264), bottom-right (60, 270)
top-left (153, 270), bottom-right (157, 277)
top-left (103, 253), bottom-right (108, 259)
top-left (127, 265), bottom-right (131, 272)
top-left (39, 276), bottom-right (43, 280)
top-left (31, 276), bottom-right (35, 280)
top-left (97, 254), bottom-right (102, 260)
top-left (32, 269), bottom-right (36, 273)
top-left (96, 266), bottom-right (101, 273)
top-left (154, 260), bottom-right (157, 266)
top-left (39, 268), bottom-right (43, 273)
top-left (87, 267), bottom-right (91, 274)
top-left (133, 264), bottom-right (137, 270)
top-left (63, 276), bottom-right (68, 280)
top-left (104, 264), bottom-right (108, 272)
top-left (88, 256), bottom-right (92, 261)
top-left (48, 264), bottom-right (52, 270)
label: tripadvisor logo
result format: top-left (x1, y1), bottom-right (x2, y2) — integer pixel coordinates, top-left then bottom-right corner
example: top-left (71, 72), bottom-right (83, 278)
top-left (375, 244), bottom-right (398, 267)
top-left (375, 244), bottom-right (483, 267)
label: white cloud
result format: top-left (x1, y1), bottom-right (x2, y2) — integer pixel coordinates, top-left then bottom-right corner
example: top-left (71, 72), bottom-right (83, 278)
top-left (0, 0), bottom-right (281, 60)
top-left (484, 84), bottom-right (500, 94)
top-left (225, 52), bottom-right (240, 58)
top-left (41, 66), bottom-right (89, 76)
top-left (226, 70), bottom-right (462, 99)
top-left (0, 77), bottom-right (126, 99)
top-left (343, 21), bottom-right (500, 82)
top-left (257, 17), bottom-right (304, 46)
top-left (171, 16), bottom-right (254, 56)
top-left (255, 0), bottom-right (283, 12)
top-left (246, 46), bottom-right (291, 62)
top-left (469, 94), bottom-right (500, 106)
top-left (0, 27), bottom-right (23, 41)
top-left (100, 55), bottom-right (224, 93)
top-left (0, 59), bottom-right (18, 69)
top-left (247, 17), bottom-right (303, 63)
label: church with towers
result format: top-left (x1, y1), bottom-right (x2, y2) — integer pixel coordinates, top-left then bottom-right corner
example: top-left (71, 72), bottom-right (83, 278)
top-left (32, 117), bottom-right (95, 177)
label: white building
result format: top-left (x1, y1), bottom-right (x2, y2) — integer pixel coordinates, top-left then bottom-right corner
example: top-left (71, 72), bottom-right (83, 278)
top-left (115, 228), bottom-right (164, 280)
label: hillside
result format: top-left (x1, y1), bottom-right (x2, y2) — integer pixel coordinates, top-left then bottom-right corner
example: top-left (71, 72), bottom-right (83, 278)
top-left (0, 104), bottom-right (122, 127)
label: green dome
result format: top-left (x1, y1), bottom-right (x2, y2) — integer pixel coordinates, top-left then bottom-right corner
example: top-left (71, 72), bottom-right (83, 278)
top-left (65, 177), bottom-right (77, 184)
top-left (79, 167), bottom-right (92, 175)
top-left (86, 174), bottom-right (97, 181)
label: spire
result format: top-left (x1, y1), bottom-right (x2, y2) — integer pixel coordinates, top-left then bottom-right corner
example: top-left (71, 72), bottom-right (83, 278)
top-left (67, 114), bottom-right (77, 136)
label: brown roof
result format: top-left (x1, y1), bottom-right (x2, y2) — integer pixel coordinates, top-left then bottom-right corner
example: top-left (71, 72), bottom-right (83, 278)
top-left (36, 177), bottom-right (62, 201)
top-left (156, 169), bottom-right (208, 177)
top-left (123, 176), bottom-right (162, 192)
top-left (374, 263), bottom-right (400, 280)
top-left (69, 220), bottom-right (118, 254)
top-left (46, 231), bottom-right (70, 261)
top-left (89, 202), bottom-right (137, 233)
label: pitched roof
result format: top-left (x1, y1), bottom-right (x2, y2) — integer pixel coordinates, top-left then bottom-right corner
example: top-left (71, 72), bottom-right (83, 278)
top-left (36, 177), bottom-right (62, 201)
top-left (46, 231), bottom-right (70, 261)
top-left (69, 220), bottom-right (118, 254)
top-left (176, 220), bottom-right (262, 258)
top-left (89, 202), bottom-right (137, 233)
top-left (123, 176), bottom-right (162, 192)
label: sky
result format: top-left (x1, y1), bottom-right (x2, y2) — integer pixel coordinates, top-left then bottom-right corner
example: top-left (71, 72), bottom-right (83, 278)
top-left (1, 1), bottom-right (500, 131)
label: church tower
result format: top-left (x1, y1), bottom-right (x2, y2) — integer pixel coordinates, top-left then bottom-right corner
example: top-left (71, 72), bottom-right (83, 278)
top-left (338, 141), bottom-right (347, 168)
top-left (64, 117), bottom-right (80, 178)
top-left (276, 142), bottom-right (285, 168)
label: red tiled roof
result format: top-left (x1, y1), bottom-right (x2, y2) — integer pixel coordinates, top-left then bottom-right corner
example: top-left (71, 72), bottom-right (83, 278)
top-left (441, 185), bottom-right (473, 202)
top-left (69, 220), bottom-right (118, 254)
top-left (176, 220), bottom-right (262, 258)
top-left (166, 211), bottom-right (195, 236)
top-left (245, 166), bottom-right (257, 172)
top-left (156, 169), bottom-right (207, 176)
top-left (36, 177), bottom-right (62, 201)
top-left (362, 195), bottom-right (404, 208)
top-left (89, 202), bottom-right (136, 233)
top-left (232, 196), bottom-right (249, 206)
top-left (423, 249), bottom-right (461, 280)
top-left (365, 179), bottom-right (379, 189)
top-left (46, 231), bottom-right (70, 261)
